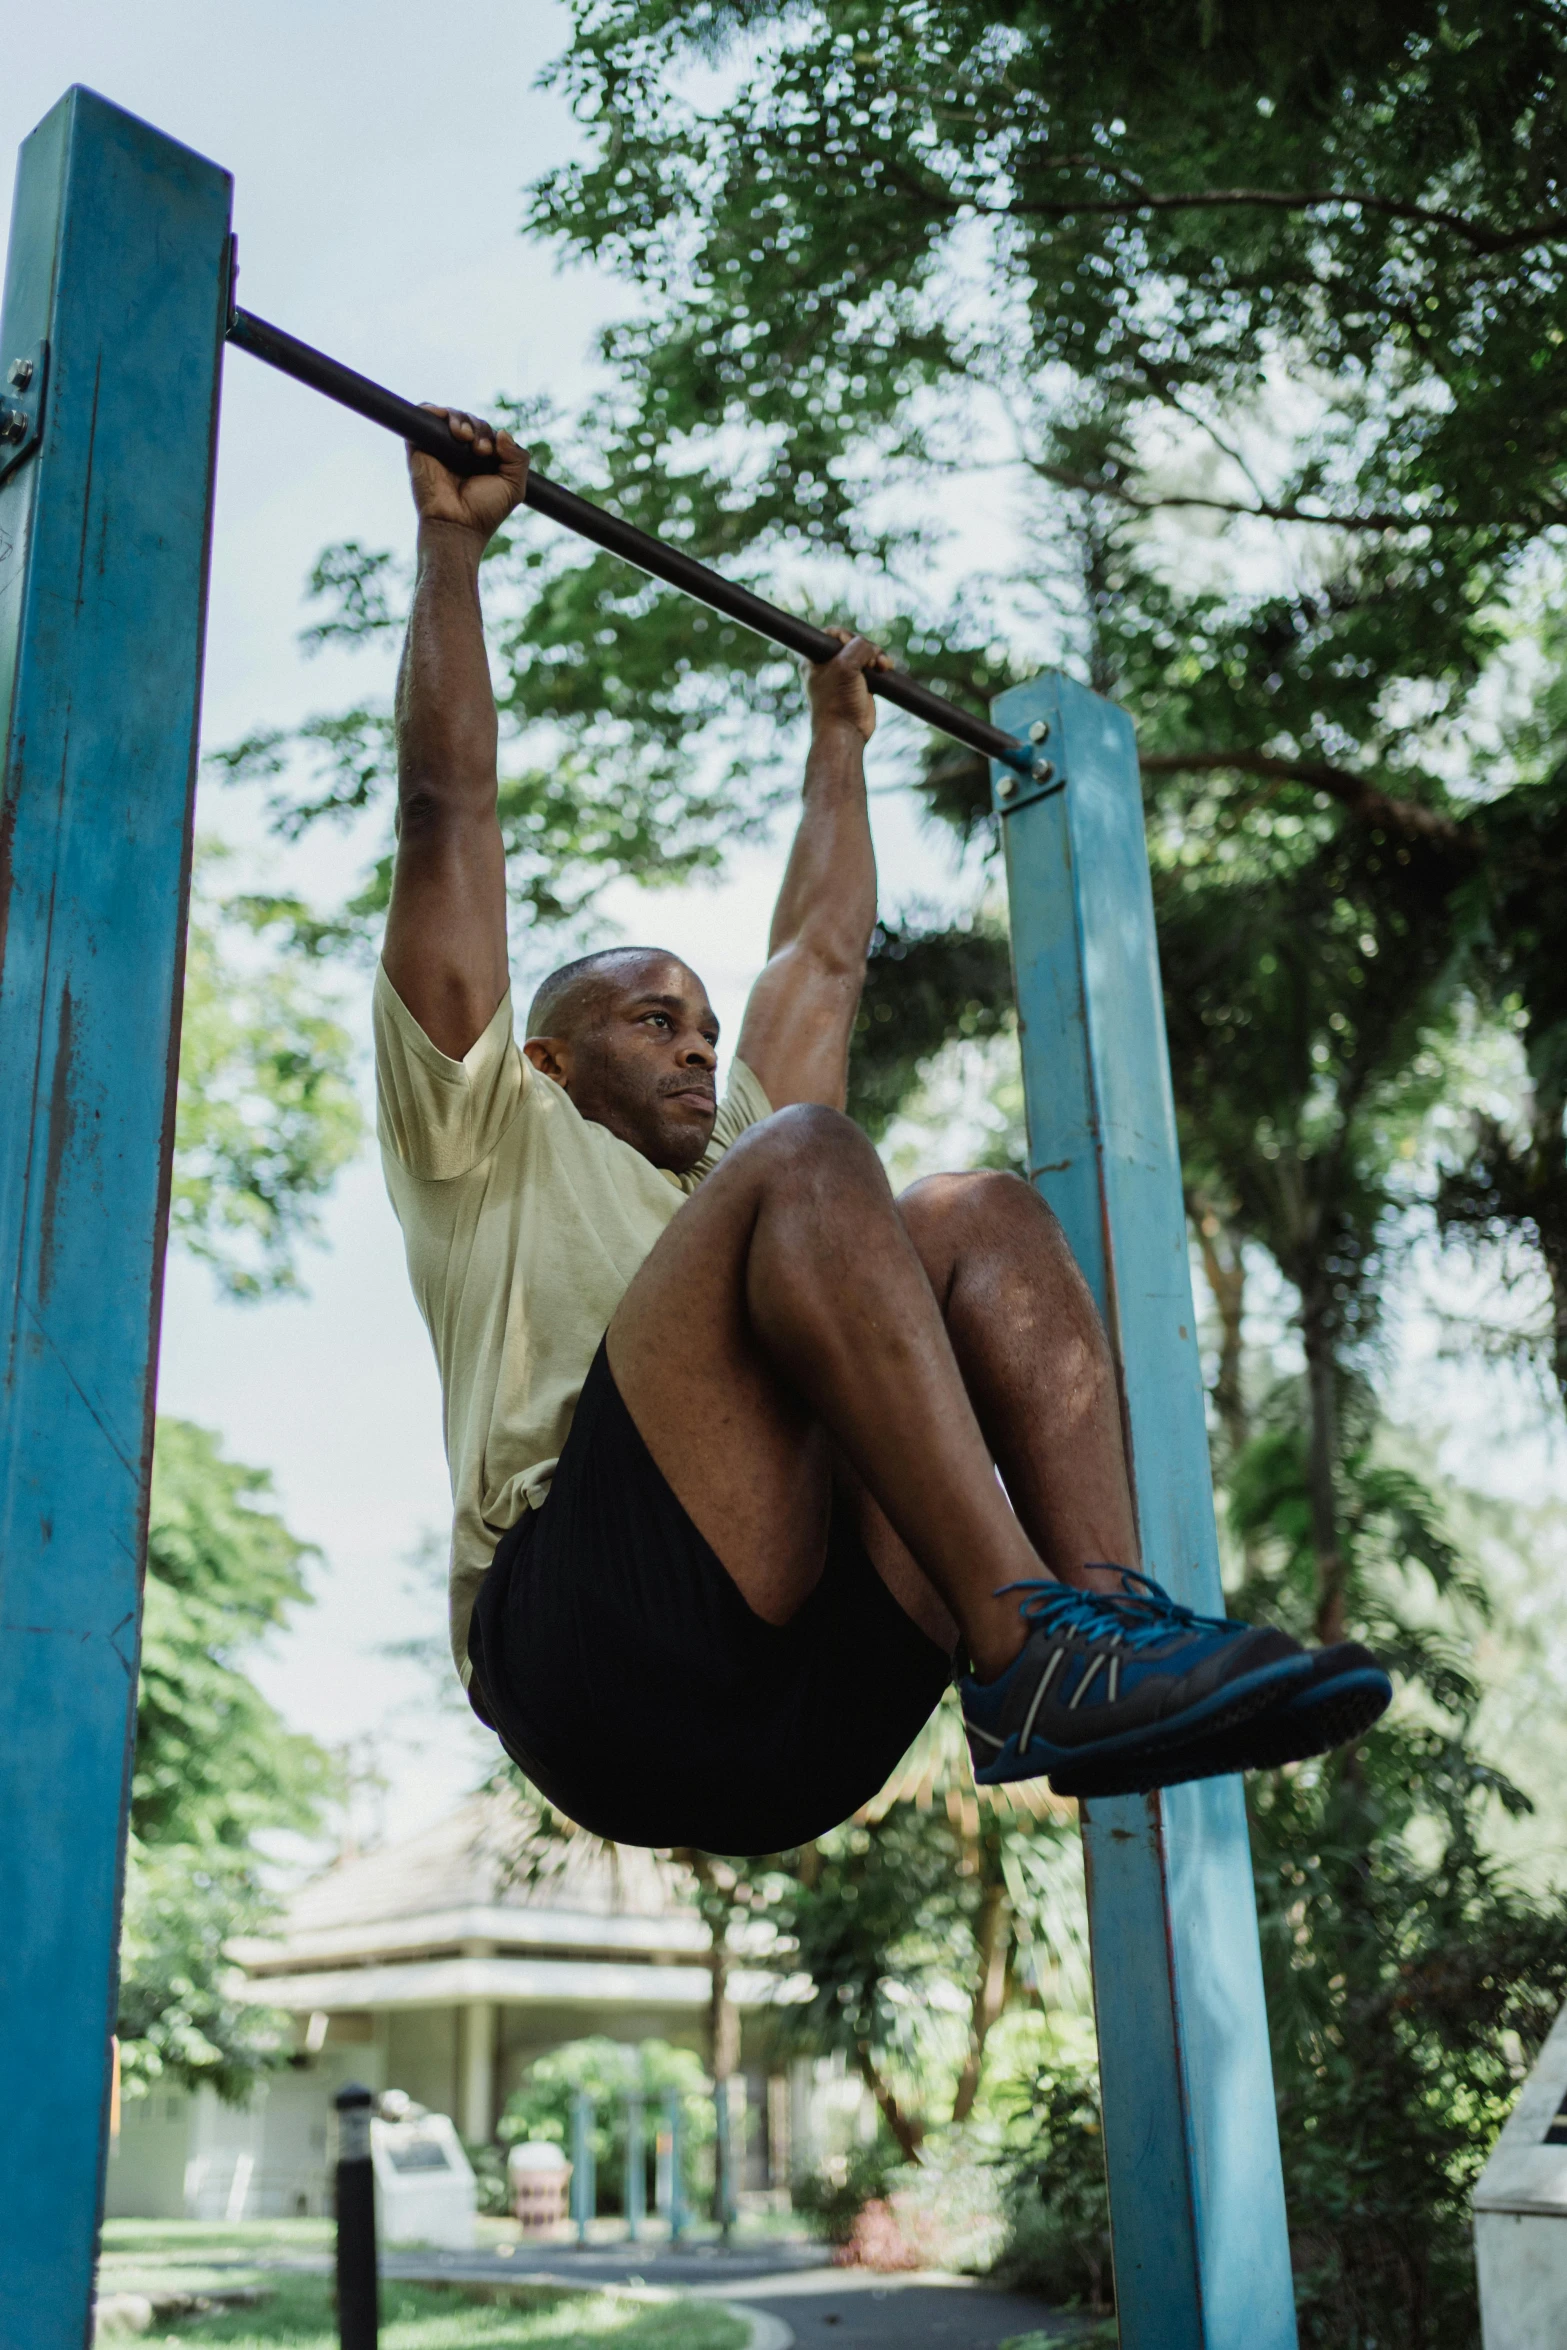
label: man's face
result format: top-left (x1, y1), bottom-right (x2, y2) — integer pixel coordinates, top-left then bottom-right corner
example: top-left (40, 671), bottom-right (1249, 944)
top-left (523, 954), bottom-right (721, 1175)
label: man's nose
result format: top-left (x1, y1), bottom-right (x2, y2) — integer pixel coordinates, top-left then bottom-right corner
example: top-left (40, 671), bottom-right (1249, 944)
top-left (681, 1032), bottom-right (718, 1068)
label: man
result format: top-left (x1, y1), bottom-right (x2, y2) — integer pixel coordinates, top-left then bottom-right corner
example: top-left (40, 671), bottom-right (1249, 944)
top-left (374, 410), bottom-right (1390, 1856)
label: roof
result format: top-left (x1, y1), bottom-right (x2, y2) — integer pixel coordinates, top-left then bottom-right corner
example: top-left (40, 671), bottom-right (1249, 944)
top-left (228, 1791), bottom-right (763, 2000)
top-left (230, 1795), bottom-right (718, 1983)
top-left (279, 1790), bottom-right (691, 1938)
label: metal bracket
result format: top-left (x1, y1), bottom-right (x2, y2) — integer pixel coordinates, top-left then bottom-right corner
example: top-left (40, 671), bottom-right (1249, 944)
top-left (992, 712), bottom-right (1066, 813)
top-left (0, 340), bottom-right (48, 487)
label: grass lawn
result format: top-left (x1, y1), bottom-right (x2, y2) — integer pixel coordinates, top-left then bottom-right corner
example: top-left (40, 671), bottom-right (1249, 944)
top-left (100, 2220), bottom-right (328, 2299)
top-left (121, 2271), bottom-right (748, 2349)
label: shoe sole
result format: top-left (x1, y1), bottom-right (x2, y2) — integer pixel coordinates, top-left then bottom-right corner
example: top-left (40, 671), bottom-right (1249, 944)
top-left (969, 1652), bottom-right (1313, 1789)
top-left (1048, 1667), bottom-right (1393, 1800)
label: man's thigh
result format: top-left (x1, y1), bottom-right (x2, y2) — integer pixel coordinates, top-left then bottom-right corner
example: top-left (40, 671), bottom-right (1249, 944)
top-left (606, 1139), bottom-right (833, 1624)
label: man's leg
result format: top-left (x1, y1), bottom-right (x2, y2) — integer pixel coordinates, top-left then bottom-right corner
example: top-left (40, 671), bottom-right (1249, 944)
top-left (848, 1171), bottom-right (1139, 1637)
top-left (610, 1104), bottom-right (1326, 1791)
top-left (607, 1104), bottom-right (1047, 1680)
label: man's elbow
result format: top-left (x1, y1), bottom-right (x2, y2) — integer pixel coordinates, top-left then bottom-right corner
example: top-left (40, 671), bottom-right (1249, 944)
top-left (396, 779), bottom-right (495, 841)
top-left (795, 923), bottom-right (873, 990)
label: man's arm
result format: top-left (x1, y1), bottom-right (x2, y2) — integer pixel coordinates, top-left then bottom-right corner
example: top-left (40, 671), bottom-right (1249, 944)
top-left (735, 632), bottom-right (888, 1110)
top-left (380, 411), bottom-right (530, 1060)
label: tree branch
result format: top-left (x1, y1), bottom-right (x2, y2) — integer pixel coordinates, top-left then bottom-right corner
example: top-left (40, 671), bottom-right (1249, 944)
top-left (1028, 456), bottom-right (1545, 535)
top-left (1138, 749), bottom-right (1468, 847)
top-left (853, 2040), bottom-right (926, 2163)
top-left (986, 179), bottom-right (1567, 257)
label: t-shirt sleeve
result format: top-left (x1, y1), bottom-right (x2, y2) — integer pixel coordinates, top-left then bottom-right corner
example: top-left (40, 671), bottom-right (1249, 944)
top-left (681, 1056), bottom-right (774, 1190)
top-left (373, 963), bottom-right (528, 1180)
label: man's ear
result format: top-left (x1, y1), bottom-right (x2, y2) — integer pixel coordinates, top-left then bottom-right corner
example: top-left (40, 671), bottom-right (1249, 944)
top-left (523, 1036), bottom-right (570, 1087)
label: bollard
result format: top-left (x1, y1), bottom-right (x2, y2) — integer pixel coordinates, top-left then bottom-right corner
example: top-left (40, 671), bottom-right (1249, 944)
top-left (570, 2090), bottom-right (596, 2246)
top-left (624, 2090), bottom-right (646, 2242)
top-left (334, 2084), bottom-right (378, 2350)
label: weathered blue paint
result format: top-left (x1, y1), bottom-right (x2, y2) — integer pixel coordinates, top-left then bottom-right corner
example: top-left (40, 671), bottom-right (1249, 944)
top-left (0, 89), bottom-right (230, 2340)
top-left (992, 672), bottom-right (1297, 2350)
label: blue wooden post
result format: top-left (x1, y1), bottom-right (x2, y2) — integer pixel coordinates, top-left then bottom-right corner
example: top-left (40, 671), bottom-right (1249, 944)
top-left (624, 2090), bottom-right (646, 2241)
top-left (570, 2090), bottom-right (596, 2241)
top-left (665, 2089), bottom-right (689, 2242)
top-left (991, 675), bottom-right (1297, 2350)
top-left (0, 88), bottom-right (230, 2342)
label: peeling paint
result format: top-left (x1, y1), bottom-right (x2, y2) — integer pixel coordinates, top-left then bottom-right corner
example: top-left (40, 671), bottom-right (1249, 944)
top-left (37, 978), bottom-right (77, 1304)
top-left (0, 783), bottom-right (16, 997)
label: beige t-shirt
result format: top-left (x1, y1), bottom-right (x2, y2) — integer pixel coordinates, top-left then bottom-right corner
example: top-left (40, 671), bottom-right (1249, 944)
top-left (373, 965), bottom-right (772, 1683)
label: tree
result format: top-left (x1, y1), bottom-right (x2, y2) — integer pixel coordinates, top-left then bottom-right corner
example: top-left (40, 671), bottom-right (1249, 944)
top-left (173, 852), bottom-right (362, 1300)
top-left (115, 848), bottom-right (358, 2098)
top-left (728, 1695), bottom-right (1086, 2164)
top-left (118, 1420), bottom-right (334, 2101)
top-left (506, 0), bottom-right (1567, 1360)
top-left (259, 3), bottom-right (1567, 1383)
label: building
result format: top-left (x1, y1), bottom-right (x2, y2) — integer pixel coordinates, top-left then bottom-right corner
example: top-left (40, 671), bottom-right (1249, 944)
top-left (107, 1791), bottom-right (857, 2221)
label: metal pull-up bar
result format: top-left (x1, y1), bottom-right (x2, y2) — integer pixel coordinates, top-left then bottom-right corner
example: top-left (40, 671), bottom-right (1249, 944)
top-left (225, 305), bottom-right (1044, 780)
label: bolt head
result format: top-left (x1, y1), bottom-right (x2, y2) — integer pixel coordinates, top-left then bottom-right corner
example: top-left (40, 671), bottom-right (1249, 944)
top-left (7, 358), bottom-right (33, 390)
top-left (996, 772), bottom-right (1019, 800)
top-left (0, 407), bottom-right (27, 445)
top-left (1030, 757), bottom-right (1056, 784)
top-left (1028, 719), bottom-right (1050, 743)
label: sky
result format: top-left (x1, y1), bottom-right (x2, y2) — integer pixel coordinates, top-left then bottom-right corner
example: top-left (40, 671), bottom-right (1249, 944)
top-left (3, 5), bottom-right (979, 1849)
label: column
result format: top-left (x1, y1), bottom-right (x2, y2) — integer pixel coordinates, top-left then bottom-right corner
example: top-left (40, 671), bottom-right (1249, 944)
top-left (990, 671), bottom-right (1297, 2350)
top-left (461, 2000), bottom-right (496, 2144)
top-left (0, 88), bottom-right (231, 2346)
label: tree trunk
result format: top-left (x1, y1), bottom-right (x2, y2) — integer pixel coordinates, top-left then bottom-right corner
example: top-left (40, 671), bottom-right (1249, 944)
top-left (1190, 1193), bottom-right (1249, 1459)
top-left (1301, 1289), bottom-right (1347, 1646)
top-left (853, 2041), bottom-right (925, 2164)
top-left (949, 1875), bottom-right (1011, 2125)
top-left (706, 1928), bottom-right (739, 2085)
top-left (677, 1849), bottom-right (742, 2227)
top-left (678, 1850), bottom-right (740, 2085)
top-left (1526, 1083), bottom-right (1567, 1414)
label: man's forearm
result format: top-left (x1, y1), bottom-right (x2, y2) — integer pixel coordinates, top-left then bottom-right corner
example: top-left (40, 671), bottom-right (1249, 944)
top-left (767, 719), bottom-right (877, 966)
top-left (395, 521), bottom-right (498, 818)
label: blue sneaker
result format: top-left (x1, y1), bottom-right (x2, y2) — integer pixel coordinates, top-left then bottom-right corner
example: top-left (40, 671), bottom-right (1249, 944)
top-left (961, 1571), bottom-right (1312, 1793)
top-left (1048, 1640), bottom-right (1393, 1800)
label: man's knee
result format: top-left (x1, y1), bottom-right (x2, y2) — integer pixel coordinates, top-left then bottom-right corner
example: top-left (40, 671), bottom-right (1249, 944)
top-left (734, 1100), bottom-right (882, 1186)
top-left (899, 1166), bottom-right (1058, 1243)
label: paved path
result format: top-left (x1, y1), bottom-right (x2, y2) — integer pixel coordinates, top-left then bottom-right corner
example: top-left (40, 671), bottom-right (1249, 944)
top-left (380, 2241), bottom-right (1098, 2349)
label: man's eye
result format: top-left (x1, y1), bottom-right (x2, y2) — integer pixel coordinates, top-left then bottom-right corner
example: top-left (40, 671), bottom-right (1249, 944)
top-left (646, 1012), bottom-right (671, 1030)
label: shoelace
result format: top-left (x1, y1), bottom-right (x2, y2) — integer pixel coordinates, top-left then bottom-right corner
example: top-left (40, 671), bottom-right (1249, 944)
top-left (995, 1568), bottom-right (1237, 1656)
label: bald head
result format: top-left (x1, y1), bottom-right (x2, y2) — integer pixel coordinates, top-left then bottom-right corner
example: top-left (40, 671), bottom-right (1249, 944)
top-left (525, 947), bottom-right (677, 1046)
top-left (522, 947), bottom-right (721, 1175)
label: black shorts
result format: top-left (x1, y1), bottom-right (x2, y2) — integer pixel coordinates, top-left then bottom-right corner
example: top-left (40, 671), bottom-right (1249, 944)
top-left (466, 1340), bottom-right (953, 1855)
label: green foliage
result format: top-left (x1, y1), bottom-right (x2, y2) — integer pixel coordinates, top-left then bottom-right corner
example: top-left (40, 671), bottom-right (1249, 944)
top-left (1252, 1738), bottom-right (1567, 2348)
top-left (174, 863), bottom-right (362, 1299)
top-left (788, 2132), bottom-right (908, 2245)
top-left (991, 2051), bottom-right (1114, 2313)
top-left (210, 506), bottom-right (766, 956)
top-left (118, 1422), bottom-right (334, 2102)
top-left (752, 1691), bottom-right (1089, 2159)
top-left (505, 0), bottom-right (1567, 1398)
top-left (497, 2036), bottom-right (714, 2215)
top-left (1227, 1398), bottom-right (1567, 2348)
top-left (848, 919), bottom-right (1013, 1140)
top-left (988, 1720), bottom-right (1567, 2349)
top-left (767, 1808), bottom-right (970, 2117)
